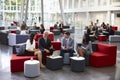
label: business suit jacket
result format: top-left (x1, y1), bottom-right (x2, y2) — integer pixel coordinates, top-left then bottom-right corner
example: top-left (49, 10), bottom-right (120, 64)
top-left (61, 37), bottom-right (74, 50)
top-left (38, 37), bottom-right (52, 51)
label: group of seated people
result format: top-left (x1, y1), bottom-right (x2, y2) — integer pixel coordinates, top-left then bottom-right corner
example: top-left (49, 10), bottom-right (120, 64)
top-left (20, 22), bottom-right (45, 35)
top-left (22, 30), bottom-right (91, 69)
top-left (86, 20), bottom-right (115, 41)
top-left (24, 31), bottom-right (54, 68)
top-left (54, 22), bottom-right (64, 33)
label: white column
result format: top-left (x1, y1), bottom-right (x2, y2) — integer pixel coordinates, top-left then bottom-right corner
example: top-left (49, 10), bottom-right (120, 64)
top-left (106, 11), bottom-right (111, 24)
top-left (67, 0), bottom-right (69, 9)
top-left (16, 0), bottom-right (18, 21)
top-left (107, 0), bottom-right (111, 6)
top-left (41, 0), bottom-right (44, 25)
top-left (111, 13), bottom-right (115, 26)
top-left (86, 0), bottom-right (89, 7)
top-left (20, 0), bottom-right (25, 25)
top-left (79, 0), bottom-right (81, 8)
top-left (72, 0), bottom-right (74, 9)
top-left (59, 0), bottom-right (66, 25)
top-left (86, 12), bottom-right (90, 25)
top-left (2, 0), bottom-right (5, 26)
top-left (94, 0), bottom-right (98, 7)
top-left (9, 0), bottom-right (11, 10)
top-left (24, 0), bottom-right (29, 23)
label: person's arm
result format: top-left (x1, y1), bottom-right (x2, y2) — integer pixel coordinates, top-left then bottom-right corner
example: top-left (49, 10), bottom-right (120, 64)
top-left (38, 38), bottom-right (44, 51)
top-left (61, 37), bottom-right (65, 49)
top-left (26, 40), bottom-right (35, 52)
top-left (68, 39), bottom-right (74, 49)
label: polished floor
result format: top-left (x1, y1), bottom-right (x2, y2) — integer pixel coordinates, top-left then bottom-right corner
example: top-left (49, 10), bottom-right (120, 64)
top-left (0, 29), bottom-right (120, 80)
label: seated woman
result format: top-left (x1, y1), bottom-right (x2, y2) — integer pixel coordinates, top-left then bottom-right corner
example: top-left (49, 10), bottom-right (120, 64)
top-left (25, 33), bottom-right (45, 68)
top-left (20, 25), bottom-right (27, 35)
top-left (77, 34), bottom-right (91, 57)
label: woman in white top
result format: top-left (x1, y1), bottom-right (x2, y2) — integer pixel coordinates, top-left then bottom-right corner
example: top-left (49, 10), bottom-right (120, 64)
top-left (25, 33), bottom-right (45, 68)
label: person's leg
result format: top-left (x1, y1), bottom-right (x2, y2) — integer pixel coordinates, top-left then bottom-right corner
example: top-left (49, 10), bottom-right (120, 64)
top-left (34, 50), bottom-right (45, 68)
top-left (77, 48), bottom-right (84, 57)
top-left (68, 49), bottom-right (74, 57)
top-left (60, 49), bottom-right (66, 57)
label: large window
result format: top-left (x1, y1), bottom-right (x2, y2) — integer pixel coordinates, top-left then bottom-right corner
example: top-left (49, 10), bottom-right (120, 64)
top-left (74, 0), bottom-right (79, 9)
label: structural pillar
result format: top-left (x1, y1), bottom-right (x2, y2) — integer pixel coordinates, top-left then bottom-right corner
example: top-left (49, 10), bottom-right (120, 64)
top-left (24, 0), bottom-right (29, 23)
top-left (41, 0), bottom-right (44, 25)
top-left (86, 12), bottom-right (90, 26)
top-left (59, 0), bottom-right (66, 25)
top-left (106, 11), bottom-right (111, 24)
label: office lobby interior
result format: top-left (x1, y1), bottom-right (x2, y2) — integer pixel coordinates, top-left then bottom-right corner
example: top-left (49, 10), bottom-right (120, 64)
top-left (0, 0), bottom-right (120, 80)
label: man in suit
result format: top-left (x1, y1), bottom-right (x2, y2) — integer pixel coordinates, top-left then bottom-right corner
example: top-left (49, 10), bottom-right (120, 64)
top-left (38, 31), bottom-right (54, 55)
top-left (38, 31), bottom-right (54, 63)
top-left (60, 32), bottom-right (74, 57)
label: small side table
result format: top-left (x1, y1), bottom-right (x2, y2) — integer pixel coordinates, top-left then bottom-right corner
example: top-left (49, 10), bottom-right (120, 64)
top-left (98, 35), bottom-right (107, 41)
top-left (24, 60), bottom-right (40, 77)
top-left (70, 56), bottom-right (85, 72)
top-left (46, 56), bottom-right (63, 70)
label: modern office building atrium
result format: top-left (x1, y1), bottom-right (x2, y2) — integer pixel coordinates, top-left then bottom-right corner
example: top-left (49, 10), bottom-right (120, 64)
top-left (0, 0), bottom-right (120, 80)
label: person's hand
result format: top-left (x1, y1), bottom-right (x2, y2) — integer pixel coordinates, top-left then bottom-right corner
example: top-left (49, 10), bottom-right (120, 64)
top-left (44, 49), bottom-right (50, 53)
top-left (50, 45), bottom-right (53, 49)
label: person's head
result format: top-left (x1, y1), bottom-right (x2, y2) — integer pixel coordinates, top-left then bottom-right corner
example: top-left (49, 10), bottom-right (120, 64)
top-left (34, 22), bottom-right (37, 26)
top-left (21, 25), bottom-right (26, 30)
top-left (64, 32), bottom-right (70, 39)
top-left (40, 24), bottom-right (44, 29)
top-left (29, 33), bottom-right (35, 44)
top-left (94, 23), bottom-right (97, 26)
top-left (96, 19), bottom-right (99, 23)
top-left (43, 31), bottom-right (49, 38)
top-left (82, 34), bottom-right (89, 44)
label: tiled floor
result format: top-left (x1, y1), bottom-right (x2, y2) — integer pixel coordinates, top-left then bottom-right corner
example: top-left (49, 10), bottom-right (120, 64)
top-left (0, 29), bottom-right (120, 80)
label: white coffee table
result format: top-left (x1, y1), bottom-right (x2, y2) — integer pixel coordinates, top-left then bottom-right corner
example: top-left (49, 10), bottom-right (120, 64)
top-left (24, 60), bottom-right (40, 77)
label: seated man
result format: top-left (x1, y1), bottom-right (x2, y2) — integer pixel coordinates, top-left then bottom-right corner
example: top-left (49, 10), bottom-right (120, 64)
top-left (54, 22), bottom-right (59, 29)
top-left (38, 31), bottom-right (54, 63)
top-left (60, 32), bottom-right (74, 57)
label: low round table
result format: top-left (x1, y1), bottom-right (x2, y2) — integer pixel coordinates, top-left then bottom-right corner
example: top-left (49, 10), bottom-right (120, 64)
top-left (70, 56), bottom-right (85, 72)
top-left (24, 60), bottom-right (40, 77)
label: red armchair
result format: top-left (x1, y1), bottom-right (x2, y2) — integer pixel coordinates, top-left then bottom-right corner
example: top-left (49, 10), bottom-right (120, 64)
top-left (90, 43), bottom-right (117, 67)
top-left (112, 26), bottom-right (118, 31)
top-left (98, 35), bottom-right (107, 41)
top-left (35, 33), bottom-right (54, 48)
top-left (50, 26), bottom-right (55, 31)
top-left (10, 30), bottom-right (16, 34)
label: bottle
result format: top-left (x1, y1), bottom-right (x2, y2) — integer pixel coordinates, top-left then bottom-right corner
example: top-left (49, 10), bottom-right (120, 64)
top-left (30, 57), bottom-right (33, 61)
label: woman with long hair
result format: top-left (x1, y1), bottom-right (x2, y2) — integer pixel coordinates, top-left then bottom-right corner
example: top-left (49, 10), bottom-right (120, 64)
top-left (25, 33), bottom-right (45, 68)
top-left (77, 34), bottom-right (91, 57)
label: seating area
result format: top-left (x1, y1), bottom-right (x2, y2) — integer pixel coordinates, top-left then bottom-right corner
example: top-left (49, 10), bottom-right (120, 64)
top-left (10, 32), bottom-right (61, 72)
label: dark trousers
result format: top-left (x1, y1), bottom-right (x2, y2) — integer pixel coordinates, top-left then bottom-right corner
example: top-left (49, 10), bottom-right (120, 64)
top-left (41, 48), bottom-right (54, 64)
top-left (60, 49), bottom-right (74, 57)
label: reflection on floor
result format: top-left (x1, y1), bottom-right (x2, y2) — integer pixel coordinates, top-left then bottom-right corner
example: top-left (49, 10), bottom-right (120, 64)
top-left (0, 29), bottom-right (120, 80)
